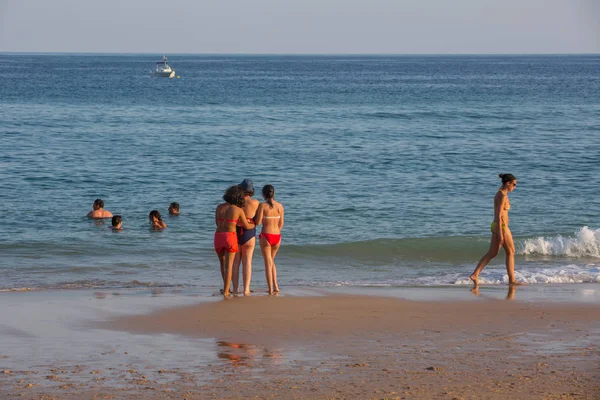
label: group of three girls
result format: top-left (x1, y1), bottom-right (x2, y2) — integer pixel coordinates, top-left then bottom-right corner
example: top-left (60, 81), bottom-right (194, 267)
top-left (214, 179), bottom-right (284, 296)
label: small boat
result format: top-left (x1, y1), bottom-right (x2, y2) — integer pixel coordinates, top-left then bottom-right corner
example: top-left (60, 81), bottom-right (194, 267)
top-left (153, 55), bottom-right (175, 78)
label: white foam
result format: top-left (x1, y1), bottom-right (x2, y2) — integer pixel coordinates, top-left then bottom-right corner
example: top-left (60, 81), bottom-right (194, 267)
top-left (453, 264), bottom-right (600, 285)
top-left (0, 287), bottom-right (35, 292)
top-left (519, 226), bottom-right (600, 258)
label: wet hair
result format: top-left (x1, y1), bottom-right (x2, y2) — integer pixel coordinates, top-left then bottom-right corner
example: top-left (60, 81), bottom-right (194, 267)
top-left (262, 184), bottom-right (275, 209)
top-left (93, 199), bottom-right (104, 209)
top-left (499, 173), bottom-right (517, 185)
top-left (169, 202), bottom-right (180, 211)
top-left (149, 210), bottom-right (162, 221)
top-left (111, 215), bottom-right (122, 227)
top-left (242, 188), bottom-right (254, 197)
top-left (222, 185), bottom-right (245, 208)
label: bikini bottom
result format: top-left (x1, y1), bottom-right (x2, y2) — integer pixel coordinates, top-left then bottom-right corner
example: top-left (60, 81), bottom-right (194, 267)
top-left (490, 222), bottom-right (506, 233)
top-left (260, 233), bottom-right (281, 246)
top-left (214, 231), bottom-right (238, 254)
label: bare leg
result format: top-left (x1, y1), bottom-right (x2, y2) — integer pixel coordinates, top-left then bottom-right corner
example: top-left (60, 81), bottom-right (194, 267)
top-left (470, 233), bottom-right (501, 286)
top-left (241, 237), bottom-right (256, 295)
top-left (223, 251), bottom-right (236, 296)
top-left (260, 236), bottom-right (274, 294)
top-left (502, 228), bottom-right (524, 285)
top-left (218, 252), bottom-right (226, 293)
top-left (271, 243), bottom-right (280, 292)
top-left (232, 251), bottom-right (241, 294)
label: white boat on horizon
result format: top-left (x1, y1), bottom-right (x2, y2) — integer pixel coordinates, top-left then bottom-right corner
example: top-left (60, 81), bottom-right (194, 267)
top-left (153, 56), bottom-right (175, 78)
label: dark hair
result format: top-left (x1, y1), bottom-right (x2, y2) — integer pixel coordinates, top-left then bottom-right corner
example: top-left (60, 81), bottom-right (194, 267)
top-left (262, 184), bottom-right (275, 208)
top-left (242, 188), bottom-right (254, 197)
top-left (93, 199), bottom-right (104, 209)
top-left (111, 215), bottom-right (122, 226)
top-left (223, 185), bottom-right (245, 208)
top-left (499, 173), bottom-right (517, 184)
top-left (149, 210), bottom-right (162, 221)
top-left (169, 202), bottom-right (179, 211)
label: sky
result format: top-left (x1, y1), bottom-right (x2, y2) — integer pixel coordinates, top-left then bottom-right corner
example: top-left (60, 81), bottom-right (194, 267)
top-left (0, 0), bottom-right (599, 54)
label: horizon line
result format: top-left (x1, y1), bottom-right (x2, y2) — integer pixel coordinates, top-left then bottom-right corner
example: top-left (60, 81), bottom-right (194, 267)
top-left (1, 51), bottom-right (599, 57)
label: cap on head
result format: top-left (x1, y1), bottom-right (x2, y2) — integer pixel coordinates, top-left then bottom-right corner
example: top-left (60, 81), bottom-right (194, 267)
top-left (238, 178), bottom-right (254, 194)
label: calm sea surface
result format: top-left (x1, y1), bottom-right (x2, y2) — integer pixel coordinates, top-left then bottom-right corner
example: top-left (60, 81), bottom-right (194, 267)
top-left (1, 54), bottom-right (599, 291)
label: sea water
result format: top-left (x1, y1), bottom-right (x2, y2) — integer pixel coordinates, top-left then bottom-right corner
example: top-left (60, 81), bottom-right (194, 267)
top-left (1, 54), bottom-right (599, 291)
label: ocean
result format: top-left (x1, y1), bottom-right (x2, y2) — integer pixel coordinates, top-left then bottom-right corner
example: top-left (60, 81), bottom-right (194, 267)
top-left (1, 54), bottom-right (599, 292)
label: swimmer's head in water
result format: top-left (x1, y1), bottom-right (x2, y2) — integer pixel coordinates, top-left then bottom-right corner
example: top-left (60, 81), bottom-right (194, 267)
top-left (238, 178), bottom-right (255, 197)
top-left (93, 199), bottom-right (104, 210)
top-left (169, 202), bottom-right (180, 215)
top-left (112, 215), bottom-right (122, 227)
top-left (223, 185), bottom-right (245, 208)
top-left (149, 210), bottom-right (162, 221)
top-left (262, 184), bottom-right (275, 208)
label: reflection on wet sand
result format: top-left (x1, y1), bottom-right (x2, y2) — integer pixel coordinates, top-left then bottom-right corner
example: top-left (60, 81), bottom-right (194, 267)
top-left (216, 340), bottom-right (284, 367)
top-left (506, 285), bottom-right (516, 300)
top-left (469, 285), bottom-right (517, 300)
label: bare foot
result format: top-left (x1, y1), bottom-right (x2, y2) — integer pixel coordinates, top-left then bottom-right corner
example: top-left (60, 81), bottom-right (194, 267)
top-left (469, 274), bottom-right (478, 287)
top-left (509, 280), bottom-right (525, 286)
top-left (243, 290), bottom-right (251, 296)
top-left (274, 287), bottom-right (280, 293)
top-left (470, 287), bottom-right (480, 296)
top-left (223, 291), bottom-right (231, 297)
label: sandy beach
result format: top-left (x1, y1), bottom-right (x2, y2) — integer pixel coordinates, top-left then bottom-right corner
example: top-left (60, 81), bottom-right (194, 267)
top-left (1, 286), bottom-right (599, 399)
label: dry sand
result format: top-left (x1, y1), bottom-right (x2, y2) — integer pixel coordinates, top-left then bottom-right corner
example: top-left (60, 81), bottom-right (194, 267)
top-left (2, 294), bottom-right (599, 399)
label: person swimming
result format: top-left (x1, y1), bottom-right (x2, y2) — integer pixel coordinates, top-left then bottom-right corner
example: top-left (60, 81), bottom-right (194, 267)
top-left (232, 179), bottom-right (260, 295)
top-left (254, 184), bottom-right (284, 295)
top-left (215, 185), bottom-right (255, 297)
top-left (87, 199), bottom-right (113, 219)
top-left (470, 173), bottom-right (523, 287)
top-left (168, 202), bottom-right (180, 216)
top-left (111, 215), bottom-right (123, 231)
top-left (149, 210), bottom-right (167, 230)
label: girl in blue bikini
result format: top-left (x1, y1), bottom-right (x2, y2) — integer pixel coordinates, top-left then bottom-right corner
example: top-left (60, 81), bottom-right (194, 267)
top-left (232, 179), bottom-right (260, 296)
top-left (470, 173), bottom-right (523, 287)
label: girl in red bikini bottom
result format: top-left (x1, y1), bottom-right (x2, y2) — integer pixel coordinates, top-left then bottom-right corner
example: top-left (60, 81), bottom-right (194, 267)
top-left (255, 184), bottom-right (285, 295)
top-left (259, 232), bottom-right (281, 246)
top-left (214, 231), bottom-right (238, 254)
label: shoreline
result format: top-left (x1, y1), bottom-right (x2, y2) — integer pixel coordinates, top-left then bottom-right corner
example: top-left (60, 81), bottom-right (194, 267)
top-left (1, 286), bottom-right (599, 399)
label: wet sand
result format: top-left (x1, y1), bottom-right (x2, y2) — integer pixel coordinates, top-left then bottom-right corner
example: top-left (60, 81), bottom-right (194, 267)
top-left (1, 287), bottom-right (599, 399)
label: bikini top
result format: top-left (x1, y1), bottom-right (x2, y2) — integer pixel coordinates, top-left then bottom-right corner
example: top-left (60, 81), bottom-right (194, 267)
top-left (263, 215), bottom-right (280, 219)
